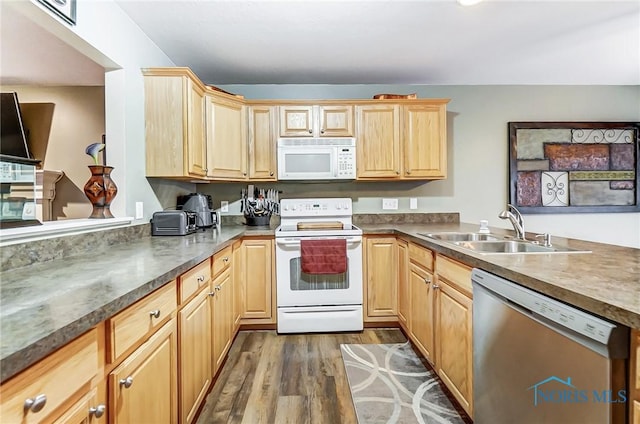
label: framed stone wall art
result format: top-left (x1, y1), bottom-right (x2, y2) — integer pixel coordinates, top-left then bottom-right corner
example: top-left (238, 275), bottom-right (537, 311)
top-left (508, 122), bottom-right (640, 213)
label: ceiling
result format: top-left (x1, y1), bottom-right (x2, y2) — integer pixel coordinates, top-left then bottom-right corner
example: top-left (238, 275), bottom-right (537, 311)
top-left (1, 0), bottom-right (639, 87)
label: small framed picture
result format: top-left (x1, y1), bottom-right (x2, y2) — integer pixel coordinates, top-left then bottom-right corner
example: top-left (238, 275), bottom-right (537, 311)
top-left (37, 0), bottom-right (76, 25)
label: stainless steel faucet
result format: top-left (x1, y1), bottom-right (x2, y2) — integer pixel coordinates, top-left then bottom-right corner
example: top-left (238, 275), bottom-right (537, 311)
top-left (498, 204), bottom-right (525, 240)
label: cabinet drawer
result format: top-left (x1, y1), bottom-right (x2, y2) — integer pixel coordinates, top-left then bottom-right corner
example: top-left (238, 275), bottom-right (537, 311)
top-left (107, 280), bottom-right (177, 363)
top-left (409, 242), bottom-right (433, 270)
top-left (0, 329), bottom-right (98, 424)
top-left (436, 254), bottom-right (472, 295)
top-left (179, 259), bottom-right (211, 304)
top-left (212, 245), bottom-right (232, 277)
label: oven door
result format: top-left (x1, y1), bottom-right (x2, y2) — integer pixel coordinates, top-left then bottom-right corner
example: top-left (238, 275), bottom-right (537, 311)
top-left (277, 146), bottom-right (336, 180)
top-left (275, 235), bottom-right (363, 307)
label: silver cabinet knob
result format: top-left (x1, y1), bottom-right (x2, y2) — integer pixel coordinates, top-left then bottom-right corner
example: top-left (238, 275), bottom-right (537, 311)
top-left (396, 170), bottom-right (400, 175)
top-left (197, 275), bottom-right (205, 282)
top-left (406, 169), bottom-right (412, 174)
top-left (320, 129), bottom-right (325, 134)
top-left (270, 171), bottom-right (274, 176)
top-left (432, 284), bottom-right (440, 290)
top-left (24, 394), bottom-right (47, 413)
top-left (149, 310), bottom-right (160, 319)
top-left (208, 291), bottom-right (216, 297)
top-left (119, 376), bottom-right (134, 388)
top-left (215, 285), bottom-right (221, 292)
top-left (223, 257), bottom-right (229, 263)
top-left (424, 276), bottom-right (431, 284)
top-left (308, 129), bottom-right (313, 134)
top-left (89, 404), bottom-right (106, 419)
top-left (243, 172), bottom-right (247, 176)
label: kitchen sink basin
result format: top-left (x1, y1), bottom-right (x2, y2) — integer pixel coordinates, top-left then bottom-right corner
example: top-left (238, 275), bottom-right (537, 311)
top-left (453, 240), bottom-right (591, 255)
top-left (419, 232), bottom-right (503, 242)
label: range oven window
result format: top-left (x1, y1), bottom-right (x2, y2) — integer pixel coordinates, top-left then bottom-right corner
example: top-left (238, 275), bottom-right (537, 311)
top-left (289, 258), bottom-right (350, 291)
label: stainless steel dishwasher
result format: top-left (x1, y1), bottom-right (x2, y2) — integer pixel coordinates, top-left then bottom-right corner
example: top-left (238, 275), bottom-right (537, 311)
top-left (472, 269), bottom-right (629, 424)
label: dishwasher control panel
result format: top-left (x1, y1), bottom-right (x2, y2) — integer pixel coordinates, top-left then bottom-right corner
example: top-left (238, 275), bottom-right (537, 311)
top-left (471, 269), bottom-right (618, 345)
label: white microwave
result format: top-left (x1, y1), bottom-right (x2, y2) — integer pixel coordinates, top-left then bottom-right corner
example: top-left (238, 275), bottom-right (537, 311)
top-left (277, 138), bottom-right (356, 180)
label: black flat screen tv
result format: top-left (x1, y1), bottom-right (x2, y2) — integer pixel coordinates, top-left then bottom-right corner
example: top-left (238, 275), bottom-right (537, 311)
top-left (0, 92), bottom-right (39, 165)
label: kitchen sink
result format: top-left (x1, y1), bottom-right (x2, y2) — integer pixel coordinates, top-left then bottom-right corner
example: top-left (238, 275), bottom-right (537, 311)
top-left (420, 232), bottom-right (590, 254)
top-left (454, 240), bottom-right (591, 255)
top-left (419, 232), bottom-right (503, 242)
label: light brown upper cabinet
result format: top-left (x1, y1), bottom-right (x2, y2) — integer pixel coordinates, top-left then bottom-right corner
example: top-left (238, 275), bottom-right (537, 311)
top-left (403, 103), bottom-right (447, 179)
top-left (356, 100), bottom-right (448, 180)
top-left (356, 104), bottom-right (401, 178)
top-left (144, 68), bottom-right (207, 178)
top-left (206, 94), bottom-right (248, 180)
top-left (279, 105), bottom-right (354, 137)
top-left (248, 105), bottom-right (277, 180)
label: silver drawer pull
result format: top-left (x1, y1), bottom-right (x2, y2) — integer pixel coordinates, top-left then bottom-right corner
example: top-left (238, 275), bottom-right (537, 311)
top-left (197, 275), bottom-right (205, 282)
top-left (149, 310), bottom-right (161, 319)
top-left (119, 376), bottom-right (134, 388)
top-left (89, 404), bottom-right (106, 418)
top-left (223, 257), bottom-right (229, 263)
top-left (24, 394), bottom-right (47, 413)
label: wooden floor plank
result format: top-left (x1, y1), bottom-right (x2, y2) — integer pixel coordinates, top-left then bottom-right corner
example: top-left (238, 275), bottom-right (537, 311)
top-left (197, 329), bottom-right (405, 424)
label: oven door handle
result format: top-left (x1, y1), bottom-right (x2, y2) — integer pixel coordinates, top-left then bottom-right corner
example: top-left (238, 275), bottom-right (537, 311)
top-left (275, 237), bottom-right (362, 247)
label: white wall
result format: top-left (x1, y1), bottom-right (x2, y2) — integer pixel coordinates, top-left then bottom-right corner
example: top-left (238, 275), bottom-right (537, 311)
top-left (209, 84), bottom-right (640, 248)
top-left (7, 0), bottom-right (195, 221)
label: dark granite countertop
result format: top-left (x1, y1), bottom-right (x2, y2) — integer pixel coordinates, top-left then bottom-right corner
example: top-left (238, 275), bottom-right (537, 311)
top-left (360, 222), bottom-right (640, 331)
top-left (1, 220), bottom-right (638, 383)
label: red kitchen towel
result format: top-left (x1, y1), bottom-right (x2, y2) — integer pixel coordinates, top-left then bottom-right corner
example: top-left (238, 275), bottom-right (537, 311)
top-left (300, 239), bottom-right (347, 274)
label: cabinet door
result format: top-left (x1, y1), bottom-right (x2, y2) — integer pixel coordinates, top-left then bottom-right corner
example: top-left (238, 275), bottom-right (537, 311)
top-left (248, 105), bottom-right (277, 180)
top-left (51, 386), bottom-right (106, 424)
top-left (206, 96), bottom-right (248, 180)
top-left (630, 329), bottom-right (640, 424)
top-left (319, 105), bottom-right (354, 137)
top-left (364, 237), bottom-right (397, 319)
top-left (241, 238), bottom-right (274, 320)
top-left (186, 78), bottom-right (207, 177)
top-left (356, 105), bottom-right (401, 178)
top-left (279, 105), bottom-right (314, 137)
top-left (211, 268), bottom-right (232, 373)
top-left (397, 239), bottom-right (410, 330)
top-left (178, 287), bottom-right (212, 424)
top-left (109, 319), bottom-right (177, 424)
top-left (409, 262), bottom-right (435, 365)
top-left (232, 240), bottom-right (244, 331)
top-left (436, 280), bottom-right (473, 416)
top-left (403, 104), bottom-right (446, 179)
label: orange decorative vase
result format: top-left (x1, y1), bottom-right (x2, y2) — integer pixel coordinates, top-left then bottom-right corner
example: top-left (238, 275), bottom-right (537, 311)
top-left (83, 165), bottom-right (117, 218)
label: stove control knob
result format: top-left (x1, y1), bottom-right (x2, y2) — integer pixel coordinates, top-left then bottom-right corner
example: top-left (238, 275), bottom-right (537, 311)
top-left (335, 204), bottom-right (342, 210)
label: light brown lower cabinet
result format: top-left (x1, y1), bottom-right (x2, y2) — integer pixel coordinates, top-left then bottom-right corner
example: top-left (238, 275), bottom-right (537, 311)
top-left (232, 240), bottom-right (244, 332)
top-left (364, 236), bottom-right (398, 321)
top-left (409, 261), bottom-right (436, 365)
top-left (397, 242), bottom-right (473, 418)
top-left (178, 286), bottom-right (212, 424)
top-left (212, 267), bottom-right (233, 373)
top-left (51, 386), bottom-right (104, 424)
top-left (108, 319), bottom-right (178, 424)
top-left (434, 254), bottom-right (473, 417)
top-left (631, 328), bottom-right (640, 424)
top-left (397, 239), bottom-right (410, 328)
top-left (240, 237), bottom-right (275, 322)
top-left (0, 328), bottom-right (99, 424)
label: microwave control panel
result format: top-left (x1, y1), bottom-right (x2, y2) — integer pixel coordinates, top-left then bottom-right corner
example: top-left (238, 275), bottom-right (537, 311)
top-left (336, 147), bottom-right (356, 178)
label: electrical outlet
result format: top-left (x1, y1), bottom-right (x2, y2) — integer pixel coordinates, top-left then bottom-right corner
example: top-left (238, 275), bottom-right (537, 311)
top-left (135, 202), bottom-right (143, 219)
top-left (410, 198), bottom-right (418, 209)
top-left (382, 198), bottom-right (398, 210)
top-left (220, 201), bottom-right (229, 213)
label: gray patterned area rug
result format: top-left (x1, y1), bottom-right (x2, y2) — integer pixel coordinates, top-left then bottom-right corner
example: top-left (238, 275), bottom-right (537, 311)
top-left (340, 342), bottom-right (465, 424)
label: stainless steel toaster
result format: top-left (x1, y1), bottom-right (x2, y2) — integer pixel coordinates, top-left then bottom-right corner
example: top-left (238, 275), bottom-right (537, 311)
top-left (151, 210), bottom-right (197, 236)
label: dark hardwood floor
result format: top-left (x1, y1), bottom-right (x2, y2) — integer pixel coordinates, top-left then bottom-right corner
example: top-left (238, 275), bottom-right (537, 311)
top-left (196, 329), bottom-right (407, 424)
